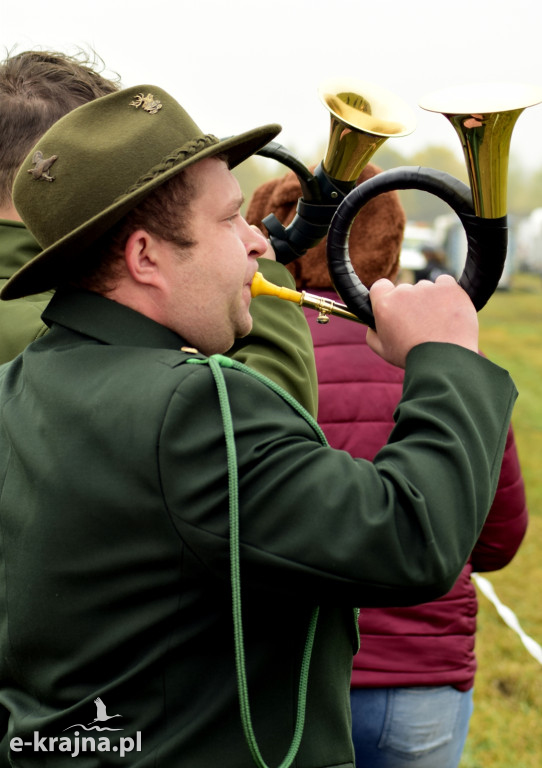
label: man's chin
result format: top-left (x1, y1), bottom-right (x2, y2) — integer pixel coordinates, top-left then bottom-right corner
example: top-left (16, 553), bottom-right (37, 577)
top-left (230, 315), bottom-right (253, 346)
top-left (238, 316), bottom-right (253, 340)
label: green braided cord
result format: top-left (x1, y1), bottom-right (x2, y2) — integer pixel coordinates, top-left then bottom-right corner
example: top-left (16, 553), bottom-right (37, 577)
top-left (118, 134), bottom-right (220, 199)
top-left (220, 358), bottom-right (362, 654)
top-left (188, 354), bottom-right (321, 768)
top-left (209, 354), bottom-right (329, 445)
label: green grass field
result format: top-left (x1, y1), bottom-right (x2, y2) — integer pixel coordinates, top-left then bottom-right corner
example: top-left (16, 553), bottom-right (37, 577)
top-left (459, 273), bottom-right (542, 768)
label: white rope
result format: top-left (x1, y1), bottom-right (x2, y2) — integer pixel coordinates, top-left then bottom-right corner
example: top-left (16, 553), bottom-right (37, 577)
top-left (472, 573), bottom-right (542, 665)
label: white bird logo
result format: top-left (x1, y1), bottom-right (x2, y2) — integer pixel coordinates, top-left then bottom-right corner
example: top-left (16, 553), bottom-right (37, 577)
top-left (89, 697), bottom-right (122, 724)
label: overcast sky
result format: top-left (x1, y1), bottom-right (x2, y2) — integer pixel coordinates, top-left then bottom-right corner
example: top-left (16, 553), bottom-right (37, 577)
top-left (4, 0), bottom-right (542, 173)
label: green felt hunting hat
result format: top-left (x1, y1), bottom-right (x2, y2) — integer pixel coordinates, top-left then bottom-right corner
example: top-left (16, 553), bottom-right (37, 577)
top-left (1, 85), bottom-right (280, 300)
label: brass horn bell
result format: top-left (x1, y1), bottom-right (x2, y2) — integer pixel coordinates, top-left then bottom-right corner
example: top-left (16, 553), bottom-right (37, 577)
top-left (257, 78), bottom-right (416, 264)
top-left (419, 82), bottom-right (542, 218)
top-left (318, 77), bottom-right (416, 183)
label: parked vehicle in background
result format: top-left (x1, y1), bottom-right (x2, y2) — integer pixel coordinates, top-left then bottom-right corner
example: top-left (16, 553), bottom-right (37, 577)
top-left (400, 215), bottom-right (527, 289)
top-left (433, 214), bottom-right (517, 289)
top-left (515, 208), bottom-right (542, 275)
top-left (398, 223), bottom-right (433, 279)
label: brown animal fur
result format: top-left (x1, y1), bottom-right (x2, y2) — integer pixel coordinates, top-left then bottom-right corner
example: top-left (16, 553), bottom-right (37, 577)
top-left (246, 163), bottom-right (405, 290)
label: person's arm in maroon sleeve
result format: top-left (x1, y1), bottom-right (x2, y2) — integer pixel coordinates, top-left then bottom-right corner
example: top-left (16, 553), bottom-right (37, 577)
top-left (470, 424), bottom-right (528, 572)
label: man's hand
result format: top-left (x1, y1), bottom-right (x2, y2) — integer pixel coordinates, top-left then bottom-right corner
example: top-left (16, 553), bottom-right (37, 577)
top-left (366, 275), bottom-right (479, 368)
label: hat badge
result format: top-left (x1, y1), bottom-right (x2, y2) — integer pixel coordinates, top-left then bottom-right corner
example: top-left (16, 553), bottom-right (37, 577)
top-left (129, 92), bottom-right (163, 114)
top-left (27, 151), bottom-right (58, 182)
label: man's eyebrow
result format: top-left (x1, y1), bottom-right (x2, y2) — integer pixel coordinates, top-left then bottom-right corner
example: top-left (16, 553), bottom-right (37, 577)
top-left (223, 194), bottom-right (245, 216)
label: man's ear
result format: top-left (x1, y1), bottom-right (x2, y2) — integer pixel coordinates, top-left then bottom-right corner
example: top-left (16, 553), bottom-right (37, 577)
top-left (124, 229), bottom-right (164, 288)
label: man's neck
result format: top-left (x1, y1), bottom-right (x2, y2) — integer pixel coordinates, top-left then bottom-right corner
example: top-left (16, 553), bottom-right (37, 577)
top-left (0, 203), bottom-right (22, 221)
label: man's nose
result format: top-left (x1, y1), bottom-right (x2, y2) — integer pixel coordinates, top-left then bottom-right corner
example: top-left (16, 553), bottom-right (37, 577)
top-left (247, 223), bottom-right (270, 258)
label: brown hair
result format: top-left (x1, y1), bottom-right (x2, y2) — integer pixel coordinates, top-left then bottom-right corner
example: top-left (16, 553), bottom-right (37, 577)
top-left (0, 48), bottom-right (120, 206)
top-left (69, 169), bottom-right (198, 293)
top-left (246, 164), bottom-right (406, 290)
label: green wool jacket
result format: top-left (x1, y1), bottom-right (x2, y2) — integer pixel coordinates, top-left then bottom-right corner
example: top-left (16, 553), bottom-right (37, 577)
top-left (0, 285), bottom-right (516, 767)
top-left (0, 220), bottom-right (52, 364)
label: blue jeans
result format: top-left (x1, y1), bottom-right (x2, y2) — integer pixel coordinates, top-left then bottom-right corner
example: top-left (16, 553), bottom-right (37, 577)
top-left (350, 686), bottom-right (473, 768)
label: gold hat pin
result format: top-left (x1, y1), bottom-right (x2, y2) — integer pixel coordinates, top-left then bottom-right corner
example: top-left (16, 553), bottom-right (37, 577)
top-left (27, 151), bottom-right (58, 182)
top-left (129, 92), bottom-right (163, 114)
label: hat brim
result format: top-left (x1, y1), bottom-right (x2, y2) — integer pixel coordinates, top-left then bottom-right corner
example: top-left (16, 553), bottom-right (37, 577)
top-left (1, 124), bottom-right (280, 300)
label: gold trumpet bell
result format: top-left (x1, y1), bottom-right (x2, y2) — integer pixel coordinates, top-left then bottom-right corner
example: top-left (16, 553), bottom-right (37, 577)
top-left (419, 82), bottom-right (542, 218)
top-left (319, 77), bottom-right (417, 182)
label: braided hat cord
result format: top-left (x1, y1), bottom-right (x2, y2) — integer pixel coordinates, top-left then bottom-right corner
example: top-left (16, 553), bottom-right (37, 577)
top-left (120, 134), bottom-right (220, 199)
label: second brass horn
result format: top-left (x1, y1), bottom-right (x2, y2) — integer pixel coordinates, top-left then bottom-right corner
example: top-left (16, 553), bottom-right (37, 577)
top-left (256, 78), bottom-right (416, 264)
top-left (419, 82), bottom-right (542, 219)
top-left (326, 82), bottom-right (542, 327)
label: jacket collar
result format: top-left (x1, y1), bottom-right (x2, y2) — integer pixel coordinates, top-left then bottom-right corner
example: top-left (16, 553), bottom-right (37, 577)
top-left (42, 287), bottom-right (193, 352)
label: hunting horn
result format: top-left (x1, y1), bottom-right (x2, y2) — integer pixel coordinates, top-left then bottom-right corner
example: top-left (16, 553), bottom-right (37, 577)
top-left (325, 82), bottom-right (542, 328)
top-left (255, 77), bottom-right (416, 264)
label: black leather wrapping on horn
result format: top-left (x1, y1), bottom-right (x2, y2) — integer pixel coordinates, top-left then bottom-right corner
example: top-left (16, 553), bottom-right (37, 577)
top-left (326, 166), bottom-right (508, 328)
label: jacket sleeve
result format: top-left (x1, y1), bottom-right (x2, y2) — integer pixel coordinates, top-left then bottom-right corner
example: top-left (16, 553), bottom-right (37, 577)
top-left (470, 423), bottom-right (528, 572)
top-left (227, 259), bottom-right (318, 418)
top-left (160, 342), bottom-right (517, 607)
